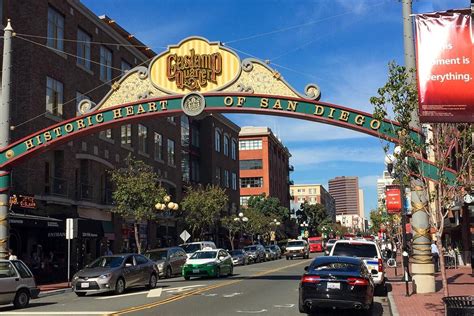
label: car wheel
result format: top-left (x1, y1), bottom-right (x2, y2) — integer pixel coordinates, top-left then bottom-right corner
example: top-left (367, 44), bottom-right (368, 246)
top-left (13, 289), bottom-right (30, 309)
top-left (286, 257), bottom-right (289, 260)
top-left (184, 275), bottom-right (190, 281)
top-left (147, 273), bottom-right (157, 289)
top-left (363, 300), bottom-right (374, 316)
top-left (216, 267), bottom-right (221, 278)
top-left (114, 277), bottom-right (125, 295)
top-left (75, 292), bottom-right (86, 297)
top-left (165, 266), bottom-right (172, 279)
top-left (298, 296), bottom-right (309, 314)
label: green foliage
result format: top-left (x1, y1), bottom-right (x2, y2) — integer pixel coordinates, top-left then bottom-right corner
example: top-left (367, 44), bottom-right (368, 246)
top-left (180, 185), bottom-right (229, 240)
top-left (299, 202), bottom-right (332, 235)
top-left (247, 194), bottom-right (288, 220)
top-left (221, 215), bottom-right (243, 250)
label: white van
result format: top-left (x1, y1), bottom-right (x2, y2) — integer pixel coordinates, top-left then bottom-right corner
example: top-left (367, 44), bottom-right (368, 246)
top-left (180, 241), bottom-right (217, 258)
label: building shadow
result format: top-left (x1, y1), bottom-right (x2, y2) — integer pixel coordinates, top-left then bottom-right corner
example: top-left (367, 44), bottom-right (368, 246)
top-left (0, 302), bottom-right (57, 312)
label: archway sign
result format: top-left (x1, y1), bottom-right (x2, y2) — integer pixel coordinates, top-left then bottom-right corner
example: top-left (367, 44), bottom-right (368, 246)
top-left (0, 37), bottom-right (455, 183)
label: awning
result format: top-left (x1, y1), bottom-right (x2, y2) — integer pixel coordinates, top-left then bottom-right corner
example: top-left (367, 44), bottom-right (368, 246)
top-left (8, 212), bottom-right (62, 228)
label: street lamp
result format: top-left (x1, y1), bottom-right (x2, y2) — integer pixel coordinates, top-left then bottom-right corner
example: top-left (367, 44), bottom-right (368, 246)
top-left (234, 212), bottom-right (249, 247)
top-left (300, 221), bottom-right (309, 238)
top-left (269, 219), bottom-right (281, 244)
top-left (155, 195), bottom-right (179, 247)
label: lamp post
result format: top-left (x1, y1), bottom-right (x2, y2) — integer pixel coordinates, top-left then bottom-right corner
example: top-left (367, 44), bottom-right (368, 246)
top-left (155, 195), bottom-right (179, 247)
top-left (300, 221), bottom-right (309, 239)
top-left (234, 212), bottom-right (248, 247)
top-left (269, 219), bottom-right (281, 244)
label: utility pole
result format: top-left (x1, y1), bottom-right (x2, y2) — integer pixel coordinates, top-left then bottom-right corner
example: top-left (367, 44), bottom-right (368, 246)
top-left (0, 20), bottom-right (13, 259)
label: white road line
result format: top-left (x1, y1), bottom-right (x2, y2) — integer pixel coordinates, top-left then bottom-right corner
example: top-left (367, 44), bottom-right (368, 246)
top-left (236, 310), bottom-right (267, 313)
top-left (95, 291), bottom-right (146, 300)
top-left (222, 292), bottom-right (242, 298)
top-left (95, 284), bottom-right (206, 300)
top-left (274, 304), bottom-right (295, 308)
top-left (146, 287), bottom-right (162, 298)
top-left (0, 312), bottom-right (115, 315)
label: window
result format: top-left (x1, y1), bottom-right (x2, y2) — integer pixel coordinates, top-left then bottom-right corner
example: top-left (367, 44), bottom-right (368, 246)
top-left (182, 153), bottom-right (190, 182)
top-left (77, 29), bottom-right (91, 69)
top-left (154, 132), bottom-right (163, 161)
top-left (134, 255), bottom-right (148, 265)
top-left (100, 46), bottom-right (112, 81)
top-left (331, 243), bottom-right (378, 258)
top-left (239, 139), bottom-right (262, 150)
top-left (223, 135), bottom-right (229, 156)
top-left (0, 262), bottom-right (16, 278)
top-left (47, 6), bottom-right (64, 51)
top-left (191, 159), bottom-right (200, 182)
top-left (239, 159), bottom-right (263, 170)
top-left (215, 167), bottom-right (221, 185)
top-left (167, 116), bottom-right (176, 124)
top-left (121, 60), bottom-right (131, 75)
top-left (46, 76), bottom-right (63, 117)
top-left (99, 129), bottom-right (113, 141)
top-left (224, 170), bottom-right (229, 188)
top-left (167, 139), bottom-right (175, 166)
top-left (11, 261), bottom-right (32, 278)
top-left (191, 127), bottom-right (200, 147)
top-left (215, 130), bottom-right (221, 152)
top-left (231, 139), bottom-right (237, 160)
top-left (181, 116), bottom-right (189, 147)
top-left (240, 177), bottom-right (263, 188)
top-left (232, 172), bottom-right (237, 190)
top-left (121, 124), bottom-right (132, 146)
top-left (240, 196), bottom-right (250, 206)
top-left (138, 124), bottom-right (148, 154)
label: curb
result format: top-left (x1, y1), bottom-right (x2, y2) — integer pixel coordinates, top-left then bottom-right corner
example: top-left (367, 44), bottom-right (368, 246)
top-left (38, 287), bottom-right (72, 298)
top-left (387, 288), bottom-right (399, 316)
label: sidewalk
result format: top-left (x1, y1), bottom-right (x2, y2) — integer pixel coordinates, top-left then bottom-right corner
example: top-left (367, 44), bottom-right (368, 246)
top-left (386, 260), bottom-right (473, 316)
top-left (37, 282), bottom-right (72, 297)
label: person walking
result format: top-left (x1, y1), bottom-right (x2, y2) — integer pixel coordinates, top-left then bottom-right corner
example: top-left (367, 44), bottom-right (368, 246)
top-left (8, 249), bottom-right (17, 260)
top-left (431, 241), bottom-right (440, 272)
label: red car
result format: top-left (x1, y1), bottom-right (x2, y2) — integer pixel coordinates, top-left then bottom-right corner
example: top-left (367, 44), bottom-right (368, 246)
top-left (308, 237), bottom-right (323, 253)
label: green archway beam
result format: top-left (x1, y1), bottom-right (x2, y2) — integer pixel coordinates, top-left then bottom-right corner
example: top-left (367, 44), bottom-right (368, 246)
top-left (0, 93), bottom-right (455, 182)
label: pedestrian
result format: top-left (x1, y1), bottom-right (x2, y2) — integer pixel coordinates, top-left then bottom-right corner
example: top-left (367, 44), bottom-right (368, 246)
top-left (8, 249), bottom-right (17, 260)
top-left (431, 241), bottom-right (440, 272)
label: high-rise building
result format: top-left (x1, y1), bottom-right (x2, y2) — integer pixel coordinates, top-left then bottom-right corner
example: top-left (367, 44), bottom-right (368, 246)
top-left (328, 176), bottom-right (360, 215)
top-left (377, 171), bottom-right (394, 208)
top-left (358, 189), bottom-right (365, 218)
top-left (290, 184), bottom-right (336, 220)
top-left (239, 126), bottom-right (291, 208)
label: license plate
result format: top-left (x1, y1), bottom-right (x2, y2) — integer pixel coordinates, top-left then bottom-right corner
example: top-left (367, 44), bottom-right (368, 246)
top-left (327, 282), bottom-right (340, 289)
top-left (193, 269), bottom-right (199, 273)
top-left (81, 282), bottom-right (90, 288)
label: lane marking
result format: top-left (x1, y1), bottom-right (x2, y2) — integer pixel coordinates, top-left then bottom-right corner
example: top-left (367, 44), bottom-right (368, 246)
top-left (236, 309), bottom-right (267, 313)
top-left (146, 288), bottom-right (162, 298)
top-left (163, 284), bottom-right (205, 293)
top-left (95, 284), bottom-right (205, 300)
top-left (0, 312), bottom-right (115, 315)
top-left (95, 291), bottom-right (146, 300)
top-left (108, 259), bottom-right (309, 315)
top-left (222, 292), bottom-right (242, 298)
top-left (274, 304), bottom-right (295, 308)
top-left (201, 293), bottom-right (218, 297)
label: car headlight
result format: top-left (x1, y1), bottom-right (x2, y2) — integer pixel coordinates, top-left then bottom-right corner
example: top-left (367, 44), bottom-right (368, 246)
top-left (157, 263), bottom-right (164, 269)
top-left (73, 275), bottom-right (79, 281)
top-left (98, 273), bottom-right (112, 280)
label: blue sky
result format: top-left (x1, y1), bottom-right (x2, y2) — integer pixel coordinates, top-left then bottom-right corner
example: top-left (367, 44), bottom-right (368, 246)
top-left (83, 0), bottom-right (468, 217)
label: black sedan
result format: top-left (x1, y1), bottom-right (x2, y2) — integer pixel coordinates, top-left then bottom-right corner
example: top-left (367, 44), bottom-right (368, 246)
top-left (299, 256), bottom-right (374, 315)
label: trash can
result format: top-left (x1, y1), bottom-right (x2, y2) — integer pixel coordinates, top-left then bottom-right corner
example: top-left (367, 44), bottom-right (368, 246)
top-left (442, 296), bottom-right (474, 316)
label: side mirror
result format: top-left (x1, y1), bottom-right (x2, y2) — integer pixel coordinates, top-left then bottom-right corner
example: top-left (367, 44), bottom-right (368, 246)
top-left (304, 266), bottom-right (309, 272)
top-left (125, 263), bottom-right (133, 267)
top-left (371, 269), bottom-right (378, 275)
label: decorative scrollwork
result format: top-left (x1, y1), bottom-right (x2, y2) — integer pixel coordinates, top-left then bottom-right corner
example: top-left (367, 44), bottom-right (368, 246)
top-left (304, 84), bottom-right (321, 100)
top-left (77, 99), bottom-right (99, 115)
top-left (137, 91), bottom-right (154, 100)
top-left (237, 83), bottom-right (254, 93)
top-left (136, 66), bottom-right (149, 80)
top-left (242, 59), bottom-right (254, 72)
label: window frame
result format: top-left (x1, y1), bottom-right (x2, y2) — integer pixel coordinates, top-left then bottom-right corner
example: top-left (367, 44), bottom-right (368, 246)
top-left (76, 28), bottom-right (91, 70)
top-left (99, 46), bottom-right (113, 82)
top-left (46, 76), bottom-right (64, 117)
top-left (47, 6), bottom-right (64, 51)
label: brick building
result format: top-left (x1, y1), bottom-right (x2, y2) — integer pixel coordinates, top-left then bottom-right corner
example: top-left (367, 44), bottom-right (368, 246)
top-left (328, 176), bottom-right (360, 216)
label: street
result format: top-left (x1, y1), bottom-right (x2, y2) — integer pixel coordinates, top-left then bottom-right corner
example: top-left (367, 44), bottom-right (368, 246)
top-left (0, 254), bottom-right (390, 316)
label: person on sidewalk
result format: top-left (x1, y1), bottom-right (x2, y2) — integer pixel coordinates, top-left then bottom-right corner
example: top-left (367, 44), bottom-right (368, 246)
top-left (8, 249), bottom-right (17, 260)
top-left (431, 241), bottom-right (440, 272)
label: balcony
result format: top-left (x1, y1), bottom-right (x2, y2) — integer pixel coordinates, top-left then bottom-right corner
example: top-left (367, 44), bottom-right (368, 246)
top-left (289, 165), bottom-right (294, 172)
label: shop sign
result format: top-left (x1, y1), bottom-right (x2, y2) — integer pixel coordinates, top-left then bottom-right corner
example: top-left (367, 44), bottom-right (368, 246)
top-left (48, 232), bottom-right (65, 237)
top-left (386, 185), bottom-right (402, 214)
top-left (9, 194), bottom-right (37, 209)
top-left (415, 10), bottom-right (474, 122)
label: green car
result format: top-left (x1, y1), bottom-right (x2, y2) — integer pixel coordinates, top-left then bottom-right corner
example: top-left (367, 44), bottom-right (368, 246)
top-left (182, 249), bottom-right (233, 280)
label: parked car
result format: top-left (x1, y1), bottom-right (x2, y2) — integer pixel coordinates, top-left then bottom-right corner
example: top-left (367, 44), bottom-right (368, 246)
top-left (243, 244), bottom-right (266, 263)
top-left (286, 240), bottom-right (310, 260)
top-left (179, 241), bottom-right (217, 258)
top-left (299, 256), bottom-right (374, 314)
top-left (329, 239), bottom-right (386, 293)
top-left (182, 249), bottom-right (233, 280)
top-left (72, 254), bottom-right (158, 296)
top-left (229, 249), bottom-right (249, 266)
top-left (264, 246), bottom-right (277, 260)
top-left (325, 239), bottom-right (337, 255)
top-left (0, 259), bottom-right (39, 308)
top-left (267, 244), bottom-right (282, 259)
top-left (308, 236), bottom-right (323, 253)
top-left (144, 247), bottom-right (187, 279)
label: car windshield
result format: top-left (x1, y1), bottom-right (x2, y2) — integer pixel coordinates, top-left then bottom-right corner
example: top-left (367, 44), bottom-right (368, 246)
top-left (312, 262), bottom-right (359, 272)
top-left (229, 250), bottom-right (243, 255)
top-left (88, 256), bottom-right (124, 268)
top-left (181, 244), bottom-right (201, 254)
top-left (244, 246), bottom-right (257, 251)
top-left (332, 243), bottom-right (378, 258)
top-left (287, 241), bottom-right (305, 247)
top-left (145, 250), bottom-right (168, 261)
top-left (190, 251), bottom-right (217, 259)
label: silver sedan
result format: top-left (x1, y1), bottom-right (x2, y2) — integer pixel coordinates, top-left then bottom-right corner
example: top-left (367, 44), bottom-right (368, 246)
top-left (72, 254), bottom-right (158, 296)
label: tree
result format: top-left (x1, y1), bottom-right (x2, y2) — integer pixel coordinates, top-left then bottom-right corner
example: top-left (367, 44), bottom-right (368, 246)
top-left (110, 156), bottom-right (166, 254)
top-left (244, 207), bottom-right (269, 243)
top-left (180, 185), bottom-right (229, 240)
top-left (299, 202), bottom-right (332, 235)
top-left (221, 216), bottom-right (242, 250)
top-left (247, 194), bottom-right (288, 220)
top-left (371, 61), bottom-right (473, 296)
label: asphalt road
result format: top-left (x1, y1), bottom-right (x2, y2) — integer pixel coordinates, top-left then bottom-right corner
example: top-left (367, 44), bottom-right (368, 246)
top-left (0, 253), bottom-right (391, 316)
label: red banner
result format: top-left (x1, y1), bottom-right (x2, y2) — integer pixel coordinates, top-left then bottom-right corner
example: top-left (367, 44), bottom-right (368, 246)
top-left (386, 185), bottom-right (402, 214)
top-left (415, 10), bottom-right (474, 123)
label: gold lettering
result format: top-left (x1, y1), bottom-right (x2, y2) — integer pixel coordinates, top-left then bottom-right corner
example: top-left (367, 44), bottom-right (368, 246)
top-left (35, 135), bottom-right (42, 145)
top-left (65, 123), bottom-right (74, 133)
top-left (273, 99), bottom-right (282, 110)
top-left (260, 98), bottom-right (269, 108)
top-left (224, 96), bottom-right (234, 107)
top-left (76, 119), bottom-right (86, 130)
top-left (25, 139), bottom-right (35, 150)
top-left (339, 110), bottom-right (349, 122)
top-left (287, 100), bottom-right (298, 112)
top-left (137, 104), bottom-right (146, 114)
top-left (328, 108), bottom-right (336, 118)
top-left (53, 127), bottom-right (62, 137)
top-left (237, 97), bottom-right (246, 107)
top-left (355, 115), bottom-right (365, 126)
top-left (95, 113), bottom-right (104, 123)
top-left (370, 119), bottom-right (381, 130)
top-left (113, 108), bottom-right (123, 119)
top-left (44, 131), bottom-right (52, 142)
top-left (159, 100), bottom-right (168, 110)
top-left (86, 116), bottom-right (93, 126)
top-left (126, 106), bottom-right (134, 116)
top-left (149, 102), bottom-right (157, 112)
top-left (314, 105), bottom-right (324, 116)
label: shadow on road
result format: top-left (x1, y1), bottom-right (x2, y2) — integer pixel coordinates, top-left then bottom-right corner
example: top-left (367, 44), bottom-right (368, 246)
top-left (307, 302), bottom-right (383, 316)
top-left (0, 302), bottom-right (57, 312)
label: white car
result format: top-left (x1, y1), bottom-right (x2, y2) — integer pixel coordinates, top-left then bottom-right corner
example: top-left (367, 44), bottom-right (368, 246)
top-left (329, 239), bottom-right (386, 292)
top-left (285, 240), bottom-right (310, 260)
top-left (0, 259), bottom-right (39, 308)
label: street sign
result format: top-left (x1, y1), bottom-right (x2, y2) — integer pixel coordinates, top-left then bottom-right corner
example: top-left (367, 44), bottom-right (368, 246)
top-left (65, 218), bottom-right (78, 240)
top-left (180, 230), bottom-right (191, 243)
top-left (386, 185), bottom-right (402, 214)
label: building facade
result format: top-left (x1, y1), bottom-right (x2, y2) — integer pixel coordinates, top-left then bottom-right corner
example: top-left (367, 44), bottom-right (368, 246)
top-left (376, 171), bottom-right (394, 209)
top-left (238, 126), bottom-right (291, 208)
top-left (328, 176), bottom-right (360, 215)
top-left (290, 184), bottom-right (336, 220)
